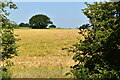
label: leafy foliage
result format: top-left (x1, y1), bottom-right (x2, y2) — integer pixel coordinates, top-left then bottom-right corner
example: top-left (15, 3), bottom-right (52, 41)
top-left (9, 21), bottom-right (19, 29)
top-left (29, 14), bottom-right (53, 29)
top-left (49, 24), bottom-right (56, 28)
top-left (1, 0), bottom-right (19, 79)
top-left (19, 22), bottom-right (30, 27)
top-left (67, 2), bottom-right (120, 79)
top-left (79, 24), bottom-right (90, 29)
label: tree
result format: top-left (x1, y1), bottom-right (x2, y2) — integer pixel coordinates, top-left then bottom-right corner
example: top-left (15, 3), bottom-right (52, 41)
top-left (19, 22), bottom-right (25, 27)
top-left (49, 24), bottom-right (56, 28)
top-left (29, 14), bottom-right (53, 29)
top-left (19, 22), bottom-right (30, 27)
top-left (79, 24), bottom-right (90, 29)
top-left (67, 2), bottom-right (120, 79)
top-left (1, 0), bottom-right (19, 79)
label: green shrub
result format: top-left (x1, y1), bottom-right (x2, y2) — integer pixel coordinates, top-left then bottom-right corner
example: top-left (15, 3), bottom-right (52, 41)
top-left (1, 1), bottom-right (19, 79)
top-left (67, 2), bottom-right (120, 80)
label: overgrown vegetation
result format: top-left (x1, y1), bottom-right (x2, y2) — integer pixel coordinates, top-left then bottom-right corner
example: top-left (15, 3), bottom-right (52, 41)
top-left (67, 2), bottom-right (120, 79)
top-left (1, 0), bottom-right (19, 79)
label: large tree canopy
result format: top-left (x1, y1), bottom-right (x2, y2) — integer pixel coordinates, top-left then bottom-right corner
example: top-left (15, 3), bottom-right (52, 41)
top-left (29, 14), bottom-right (53, 29)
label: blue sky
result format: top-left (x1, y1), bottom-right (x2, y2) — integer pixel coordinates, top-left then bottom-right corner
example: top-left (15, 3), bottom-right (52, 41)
top-left (7, 2), bottom-right (90, 28)
top-left (12, 0), bottom-right (109, 2)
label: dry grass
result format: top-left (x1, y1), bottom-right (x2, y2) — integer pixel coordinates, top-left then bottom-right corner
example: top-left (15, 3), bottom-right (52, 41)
top-left (11, 29), bottom-right (81, 78)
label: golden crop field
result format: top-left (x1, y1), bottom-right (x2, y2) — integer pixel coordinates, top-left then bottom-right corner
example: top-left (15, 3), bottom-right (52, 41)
top-left (11, 29), bottom-right (82, 78)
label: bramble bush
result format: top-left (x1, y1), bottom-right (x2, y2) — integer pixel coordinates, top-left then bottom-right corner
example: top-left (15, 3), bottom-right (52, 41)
top-left (67, 2), bottom-right (120, 80)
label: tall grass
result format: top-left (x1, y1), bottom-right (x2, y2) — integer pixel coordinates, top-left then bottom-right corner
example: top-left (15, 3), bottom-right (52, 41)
top-left (11, 29), bottom-right (81, 78)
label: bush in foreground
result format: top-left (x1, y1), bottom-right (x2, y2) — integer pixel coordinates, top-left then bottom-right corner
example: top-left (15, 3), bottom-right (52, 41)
top-left (1, 0), bottom-right (19, 79)
top-left (67, 2), bottom-right (120, 79)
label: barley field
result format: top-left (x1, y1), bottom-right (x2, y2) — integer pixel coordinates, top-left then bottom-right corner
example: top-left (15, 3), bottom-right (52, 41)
top-left (11, 29), bottom-right (81, 78)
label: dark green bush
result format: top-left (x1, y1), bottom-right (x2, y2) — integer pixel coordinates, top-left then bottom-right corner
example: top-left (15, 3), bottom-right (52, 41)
top-left (49, 24), bottom-right (56, 28)
top-left (67, 2), bottom-right (120, 80)
top-left (19, 22), bottom-right (30, 27)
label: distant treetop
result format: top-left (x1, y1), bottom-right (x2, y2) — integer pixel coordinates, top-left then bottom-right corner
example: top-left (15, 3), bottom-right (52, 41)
top-left (29, 14), bottom-right (53, 29)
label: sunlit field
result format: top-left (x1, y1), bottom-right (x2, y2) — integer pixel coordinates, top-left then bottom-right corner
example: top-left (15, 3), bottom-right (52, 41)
top-left (11, 29), bottom-right (81, 78)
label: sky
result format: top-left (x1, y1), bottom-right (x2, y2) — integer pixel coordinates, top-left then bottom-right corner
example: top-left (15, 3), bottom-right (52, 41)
top-left (6, 0), bottom-right (113, 28)
top-left (7, 2), bottom-right (91, 28)
top-left (6, 0), bottom-right (111, 28)
top-left (12, 0), bottom-right (110, 2)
